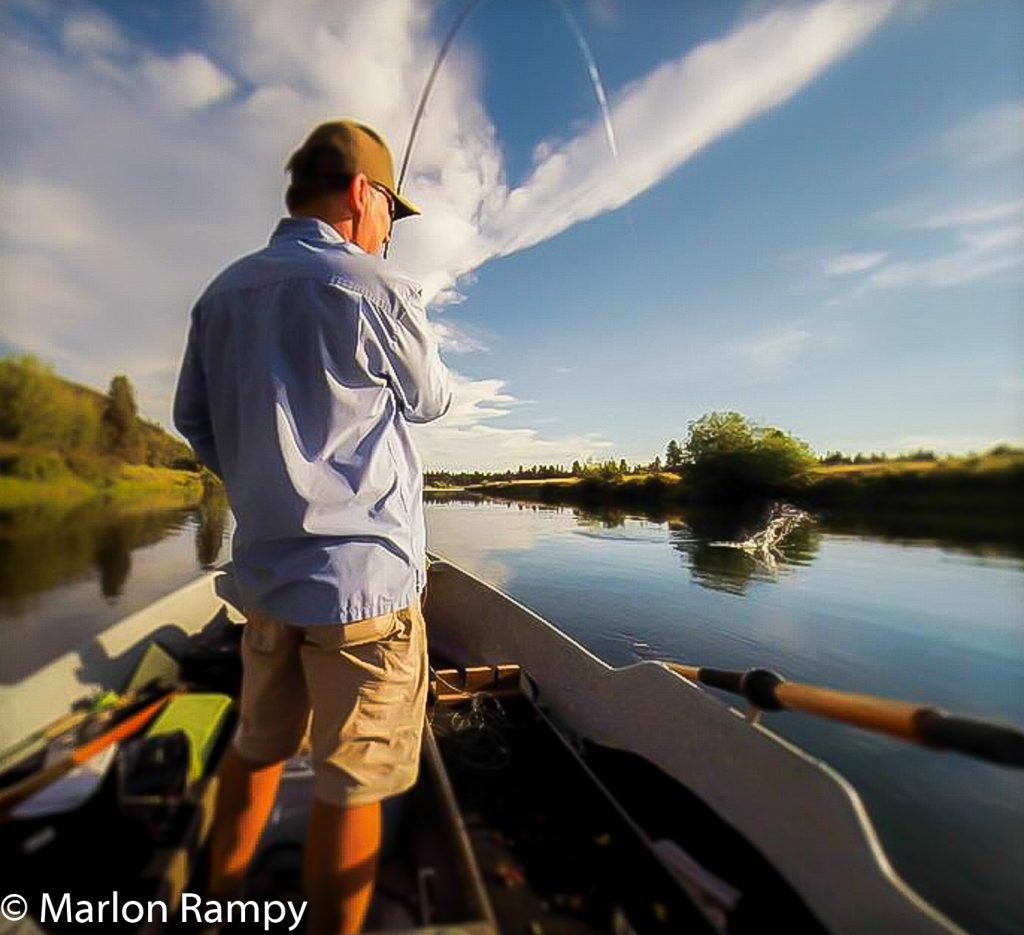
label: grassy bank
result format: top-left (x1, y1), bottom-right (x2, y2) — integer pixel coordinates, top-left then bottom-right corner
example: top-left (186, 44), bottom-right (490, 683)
top-left (462, 455), bottom-right (1024, 518)
top-left (0, 449), bottom-right (207, 512)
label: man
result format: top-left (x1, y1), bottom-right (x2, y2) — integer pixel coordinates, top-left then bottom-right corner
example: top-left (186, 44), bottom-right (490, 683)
top-left (173, 119), bottom-right (452, 934)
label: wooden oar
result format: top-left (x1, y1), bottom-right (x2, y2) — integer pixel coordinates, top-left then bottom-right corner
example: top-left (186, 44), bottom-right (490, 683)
top-left (0, 691), bottom-right (177, 818)
top-left (0, 686), bottom-right (164, 788)
top-left (665, 663), bottom-right (1024, 768)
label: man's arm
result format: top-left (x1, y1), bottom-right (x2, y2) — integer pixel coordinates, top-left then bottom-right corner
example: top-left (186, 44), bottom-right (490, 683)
top-left (172, 306), bottom-right (223, 478)
top-left (363, 280), bottom-right (453, 424)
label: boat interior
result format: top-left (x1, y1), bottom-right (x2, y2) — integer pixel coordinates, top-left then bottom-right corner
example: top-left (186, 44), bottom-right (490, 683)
top-left (0, 595), bottom-right (828, 935)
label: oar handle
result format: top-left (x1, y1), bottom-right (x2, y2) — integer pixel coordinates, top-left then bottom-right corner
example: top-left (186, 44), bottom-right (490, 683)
top-left (665, 663), bottom-right (1024, 768)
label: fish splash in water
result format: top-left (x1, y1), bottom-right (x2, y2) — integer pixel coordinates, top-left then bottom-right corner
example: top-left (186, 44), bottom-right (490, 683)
top-left (709, 502), bottom-right (812, 572)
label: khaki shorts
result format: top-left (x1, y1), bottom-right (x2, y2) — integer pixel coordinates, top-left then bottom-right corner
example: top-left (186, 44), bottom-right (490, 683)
top-left (234, 599), bottom-right (428, 807)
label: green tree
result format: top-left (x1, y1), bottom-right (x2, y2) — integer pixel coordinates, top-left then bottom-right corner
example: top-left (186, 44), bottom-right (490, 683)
top-left (684, 411), bottom-right (816, 500)
top-left (665, 439), bottom-right (683, 468)
top-left (102, 375), bottom-right (143, 461)
top-left (0, 356), bottom-right (100, 452)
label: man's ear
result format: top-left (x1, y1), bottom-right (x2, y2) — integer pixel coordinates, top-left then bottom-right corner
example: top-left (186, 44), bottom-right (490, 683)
top-left (348, 173), bottom-right (370, 215)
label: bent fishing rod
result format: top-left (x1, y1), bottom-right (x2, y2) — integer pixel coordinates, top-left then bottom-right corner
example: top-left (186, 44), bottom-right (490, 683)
top-left (664, 662), bottom-right (1024, 769)
top-left (384, 0), bottom-right (482, 260)
top-left (386, 0), bottom-right (617, 259)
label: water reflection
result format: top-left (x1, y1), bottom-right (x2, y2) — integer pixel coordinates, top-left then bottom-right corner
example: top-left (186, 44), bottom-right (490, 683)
top-left (426, 493), bottom-right (826, 595)
top-left (0, 501), bottom-right (186, 613)
top-left (670, 504), bottom-right (822, 595)
top-left (0, 492), bottom-right (232, 615)
top-left (95, 523), bottom-right (133, 598)
top-left (425, 490), bottom-right (1023, 599)
top-left (196, 489), bottom-right (230, 568)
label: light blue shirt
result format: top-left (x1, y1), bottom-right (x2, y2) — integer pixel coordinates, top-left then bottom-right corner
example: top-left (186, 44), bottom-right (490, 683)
top-left (173, 217), bottom-right (452, 625)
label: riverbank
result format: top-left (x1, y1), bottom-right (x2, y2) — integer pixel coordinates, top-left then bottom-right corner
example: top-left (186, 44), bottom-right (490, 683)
top-left (0, 461), bottom-right (207, 512)
top-left (454, 455), bottom-right (1024, 542)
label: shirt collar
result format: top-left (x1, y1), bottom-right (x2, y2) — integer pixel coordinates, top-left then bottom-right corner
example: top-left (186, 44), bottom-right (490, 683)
top-left (270, 216), bottom-right (366, 253)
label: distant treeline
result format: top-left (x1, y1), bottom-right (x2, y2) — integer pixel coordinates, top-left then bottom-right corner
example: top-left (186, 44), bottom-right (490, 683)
top-left (427, 411), bottom-right (816, 493)
top-left (818, 445), bottom-right (1022, 465)
top-left (0, 356), bottom-right (196, 484)
top-left (426, 412), bottom-right (1021, 491)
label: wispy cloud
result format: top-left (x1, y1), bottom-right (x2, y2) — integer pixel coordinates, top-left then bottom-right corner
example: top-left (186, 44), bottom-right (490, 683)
top-left (139, 52), bottom-right (236, 114)
top-left (410, 372), bottom-right (613, 470)
top-left (465, 0), bottom-right (894, 266)
top-left (939, 99), bottom-right (1024, 168)
top-left (823, 251), bottom-right (887, 276)
top-left (883, 197), bottom-right (1023, 231)
top-left (731, 326), bottom-right (810, 378)
top-left (61, 9), bottom-right (123, 58)
top-left (0, 0), bottom-right (895, 467)
top-left (431, 320), bottom-right (489, 354)
top-left (862, 195), bottom-right (1024, 292)
top-left (586, 0), bottom-right (620, 29)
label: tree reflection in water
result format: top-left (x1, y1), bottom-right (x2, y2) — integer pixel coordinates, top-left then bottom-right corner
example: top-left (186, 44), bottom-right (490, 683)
top-left (665, 500), bottom-right (820, 595)
top-left (95, 523), bottom-right (133, 598)
top-left (0, 490), bottom-right (232, 613)
top-left (195, 489), bottom-right (230, 567)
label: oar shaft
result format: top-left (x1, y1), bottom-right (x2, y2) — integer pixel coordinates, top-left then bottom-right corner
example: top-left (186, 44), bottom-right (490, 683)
top-left (665, 662), bottom-right (1024, 767)
top-left (775, 682), bottom-right (923, 742)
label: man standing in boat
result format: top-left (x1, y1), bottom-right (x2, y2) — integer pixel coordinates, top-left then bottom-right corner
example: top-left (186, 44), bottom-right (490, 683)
top-left (173, 119), bottom-right (452, 934)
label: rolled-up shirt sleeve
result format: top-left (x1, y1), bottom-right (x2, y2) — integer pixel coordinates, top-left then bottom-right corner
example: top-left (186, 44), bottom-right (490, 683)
top-left (173, 306), bottom-right (223, 477)
top-left (363, 279), bottom-right (453, 424)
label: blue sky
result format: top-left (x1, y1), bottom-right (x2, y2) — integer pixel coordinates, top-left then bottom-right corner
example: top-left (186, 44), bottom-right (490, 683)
top-left (1, 0), bottom-right (1021, 469)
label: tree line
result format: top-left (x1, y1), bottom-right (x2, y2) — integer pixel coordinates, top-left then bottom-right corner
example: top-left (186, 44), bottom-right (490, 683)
top-left (427, 411), bottom-right (815, 497)
top-left (0, 356), bottom-right (194, 482)
top-left (428, 411), bottom-right (1020, 495)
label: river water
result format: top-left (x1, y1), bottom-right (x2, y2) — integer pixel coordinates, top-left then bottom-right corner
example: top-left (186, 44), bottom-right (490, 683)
top-left (1, 493), bottom-right (1021, 934)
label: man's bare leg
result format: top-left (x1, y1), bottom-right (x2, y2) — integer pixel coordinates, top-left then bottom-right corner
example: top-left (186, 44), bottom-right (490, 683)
top-left (303, 798), bottom-right (381, 935)
top-left (207, 747), bottom-right (286, 897)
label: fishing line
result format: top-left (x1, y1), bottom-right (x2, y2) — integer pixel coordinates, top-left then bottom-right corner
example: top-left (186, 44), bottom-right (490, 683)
top-left (387, 0), bottom-right (622, 258)
top-left (550, 0), bottom-right (618, 160)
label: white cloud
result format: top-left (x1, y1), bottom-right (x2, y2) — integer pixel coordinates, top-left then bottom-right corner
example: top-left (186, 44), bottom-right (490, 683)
top-left (861, 195), bottom-right (1024, 292)
top-left (733, 327), bottom-right (810, 375)
top-left (893, 197), bottom-right (1023, 231)
top-left (140, 52), bottom-right (236, 113)
top-left (410, 371), bottom-right (614, 470)
top-left (586, 0), bottom-right (620, 29)
top-left (0, 0), bottom-right (894, 468)
top-left (61, 10), bottom-right (123, 58)
top-left (823, 251), bottom-right (887, 276)
top-left (467, 0), bottom-right (895, 266)
top-left (940, 100), bottom-right (1024, 168)
top-left (0, 179), bottom-right (109, 250)
top-left (431, 319), bottom-right (489, 354)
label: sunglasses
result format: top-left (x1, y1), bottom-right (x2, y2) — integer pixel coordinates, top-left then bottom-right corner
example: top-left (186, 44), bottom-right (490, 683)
top-left (370, 182), bottom-right (397, 223)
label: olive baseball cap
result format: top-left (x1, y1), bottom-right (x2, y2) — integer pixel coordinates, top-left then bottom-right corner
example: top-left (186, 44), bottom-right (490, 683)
top-left (286, 119), bottom-right (420, 219)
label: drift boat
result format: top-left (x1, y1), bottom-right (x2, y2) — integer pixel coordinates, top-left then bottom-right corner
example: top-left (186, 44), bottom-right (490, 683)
top-left (0, 557), bottom-right (992, 934)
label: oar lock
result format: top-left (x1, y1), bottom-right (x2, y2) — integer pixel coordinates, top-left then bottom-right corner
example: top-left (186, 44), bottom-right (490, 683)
top-left (697, 667), bottom-right (786, 711)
